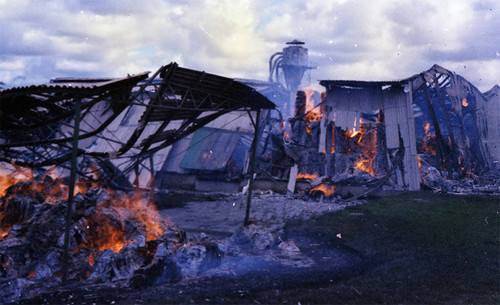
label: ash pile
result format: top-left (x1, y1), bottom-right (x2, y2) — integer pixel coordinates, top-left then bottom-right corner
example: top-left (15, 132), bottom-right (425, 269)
top-left (420, 160), bottom-right (500, 195)
top-left (0, 174), bottom-right (188, 303)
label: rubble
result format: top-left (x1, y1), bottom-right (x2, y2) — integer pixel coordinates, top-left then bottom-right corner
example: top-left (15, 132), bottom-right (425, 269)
top-left (0, 176), bottom-right (188, 303)
top-left (420, 163), bottom-right (500, 195)
top-left (0, 175), bottom-right (351, 303)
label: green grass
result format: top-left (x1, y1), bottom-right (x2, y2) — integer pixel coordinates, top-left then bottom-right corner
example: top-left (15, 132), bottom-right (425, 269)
top-left (285, 192), bottom-right (500, 304)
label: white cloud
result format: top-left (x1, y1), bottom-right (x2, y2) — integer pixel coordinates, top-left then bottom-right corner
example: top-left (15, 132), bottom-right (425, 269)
top-left (0, 0), bottom-right (497, 92)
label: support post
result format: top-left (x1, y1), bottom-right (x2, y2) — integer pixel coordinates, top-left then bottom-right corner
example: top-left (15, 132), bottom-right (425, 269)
top-left (244, 109), bottom-right (261, 226)
top-left (148, 156), bottom-right (155, 202)
top-left (420, 75), bottom-right (450, 171)
top-left (62, 98), bottom-right (81, 285)
top-left (324, 121), bottom-right (334, 176)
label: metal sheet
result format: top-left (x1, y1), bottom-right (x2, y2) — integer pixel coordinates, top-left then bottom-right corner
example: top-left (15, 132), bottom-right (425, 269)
top-left (180, 127), bottom-right (249, 171)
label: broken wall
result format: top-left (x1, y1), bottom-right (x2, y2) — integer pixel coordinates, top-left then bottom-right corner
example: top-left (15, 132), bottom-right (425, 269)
top-left (319, 82), bottom-right (420, 190)
top-left (412, 65), bottom-right (490, 175)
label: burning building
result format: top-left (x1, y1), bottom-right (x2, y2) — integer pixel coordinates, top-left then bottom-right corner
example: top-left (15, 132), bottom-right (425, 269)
top-left (300, 64), bottom-right (496, 192)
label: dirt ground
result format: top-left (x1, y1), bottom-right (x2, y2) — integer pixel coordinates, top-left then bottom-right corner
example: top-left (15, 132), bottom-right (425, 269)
top-left (11, 191), bottom-right (500, 305)
top-left (158, 191), bottom-right (360, 237)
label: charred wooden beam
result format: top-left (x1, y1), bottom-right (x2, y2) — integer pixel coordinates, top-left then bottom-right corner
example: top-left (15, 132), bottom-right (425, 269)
top-left (431, 75), bottom-right (459, 175)
top-left (62, 97), bottom-right (81, 286)
top-left (420, 74), bottom-right (451, 172)
top-left (244, 109), bottom-right (261, 226)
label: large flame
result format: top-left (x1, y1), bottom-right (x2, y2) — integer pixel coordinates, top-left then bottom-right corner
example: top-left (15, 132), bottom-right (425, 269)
top-left (88, 192), bottom-right (165, 253)
top-left (345, 125), bottom-right (377, 176)
top-left (0, 167), bottom-right (166, 255)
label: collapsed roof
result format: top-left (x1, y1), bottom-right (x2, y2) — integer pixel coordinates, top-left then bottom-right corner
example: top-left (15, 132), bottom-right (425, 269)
top-left (317, 64), bottom-right (497, 191)
top-left (0, 63), bottom-right (275, 183)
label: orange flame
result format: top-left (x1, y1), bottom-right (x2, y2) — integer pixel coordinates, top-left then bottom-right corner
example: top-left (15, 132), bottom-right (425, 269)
top-left (1, 167), bottom-right (167, 259)
top-left (424, 122), bottom-right (431, 134)
top-left (88, 251), bottom-right (97, 266)
top-left (302, 88), bottom-right (322, 135)
top-left (461, 98), bottom-right (468, 107)
top-left (346, 125), bottom-right (377, 176)
top-left (0, 168), bottom-right (32, 198)
top-left (88, 192), bottom-right (165, 253)
top-left (354, 157), bottom-right (375, 176)
top-left (422, 122), bottom-right (437, 154)
top-left (297, 173), bottom-right (319, 180)
top-left (0, 227), bottom-right (11, 239)
top-left (310, 184), bottom-right (335, 197)
top-left (27, 270), bottom-right (36, 278)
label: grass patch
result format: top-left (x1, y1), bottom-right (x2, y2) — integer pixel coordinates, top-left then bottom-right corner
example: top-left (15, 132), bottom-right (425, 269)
top-left (285, 192), bottom-right (500, 304)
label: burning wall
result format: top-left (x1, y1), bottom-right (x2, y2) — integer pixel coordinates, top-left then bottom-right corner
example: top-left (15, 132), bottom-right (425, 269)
top-left (312, 65), bottom-right (495, 192)
top-left (319, 81), bottom-right (420, 190)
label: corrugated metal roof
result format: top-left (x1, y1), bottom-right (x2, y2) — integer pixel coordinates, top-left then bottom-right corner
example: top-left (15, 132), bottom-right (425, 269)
top-left (319, 79), bottom-right (409, 89)
top-left (159, 63), bottom-right (276, 111)
top-left (0, 72), bottom-right (149, 96)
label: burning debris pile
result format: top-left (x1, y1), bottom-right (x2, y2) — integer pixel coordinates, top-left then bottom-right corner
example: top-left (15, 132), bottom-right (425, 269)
top-left (0, 174), bottom-right (187, 303)
top-left (0, 172), bottom-right (321, 303)
top-left (419, 161), bottom-right (500, 194)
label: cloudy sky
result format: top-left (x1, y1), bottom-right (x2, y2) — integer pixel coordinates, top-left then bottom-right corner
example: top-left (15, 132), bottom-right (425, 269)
top-left (0, 0), bottom-right (498, 92)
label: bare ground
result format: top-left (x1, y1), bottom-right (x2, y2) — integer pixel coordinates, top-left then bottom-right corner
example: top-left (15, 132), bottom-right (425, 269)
top-left (11, 191), bottom-right (500, 304)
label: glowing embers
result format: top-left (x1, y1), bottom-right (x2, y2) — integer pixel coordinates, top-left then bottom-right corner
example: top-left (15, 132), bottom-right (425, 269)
top-left (0, 226), bottom-right (10, 239)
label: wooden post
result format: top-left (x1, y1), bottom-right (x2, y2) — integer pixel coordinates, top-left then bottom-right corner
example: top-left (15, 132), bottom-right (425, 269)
top-left (324, 121), bottom-right (334, 176)
top-left (62, 97), bottom-right (81, 285)
top-left (244, 109), bottom-right (261, 226)
top-left (286, 164), bottom-right (298, 193)
top-left (420, 75), bottom-right (450, 171)
top-left (148, 156), bottom-right (155, 202)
